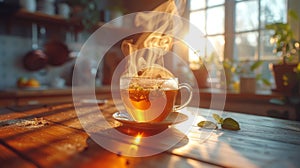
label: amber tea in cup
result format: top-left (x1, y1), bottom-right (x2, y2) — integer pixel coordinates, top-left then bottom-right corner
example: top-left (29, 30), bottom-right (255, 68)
top-left (120, 77), bottom-right (192, 123)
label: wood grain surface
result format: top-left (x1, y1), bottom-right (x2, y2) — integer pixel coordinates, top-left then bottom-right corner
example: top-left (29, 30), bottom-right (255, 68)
top-left (0, 101), bottom-right (299, 168)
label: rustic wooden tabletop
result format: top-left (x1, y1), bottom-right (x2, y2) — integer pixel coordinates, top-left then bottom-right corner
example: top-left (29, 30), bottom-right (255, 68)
top-left (0, 100), bottom-right (300, 168)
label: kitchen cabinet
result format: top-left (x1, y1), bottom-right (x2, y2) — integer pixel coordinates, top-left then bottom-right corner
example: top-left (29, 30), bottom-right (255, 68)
top-left (0, 98), bottom-right (15, 107)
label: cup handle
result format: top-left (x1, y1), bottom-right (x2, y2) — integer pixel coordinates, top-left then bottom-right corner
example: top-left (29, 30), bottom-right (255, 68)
top-left (174, 83), bottom-right (193, 111)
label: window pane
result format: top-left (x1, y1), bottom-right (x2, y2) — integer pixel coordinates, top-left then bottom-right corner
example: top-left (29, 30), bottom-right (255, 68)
top-left (260, 0), bottom-right (287, 27)
top-left (235, 32), bottom-right (258, 60)
top-left (190, 11), bottom-right (206, 34)
top-left (235, 1), bottom-right (259, 32)
top-left (207, 35), bottom-right (224, 61)
top-left (260, 30), bottom-right (280, 59)
top-left (207, 6), bottom-right (224, 35)
top-left (190, 0), bottom-right (205, 10)
top-left (207, 0), bottom-right (224, 7)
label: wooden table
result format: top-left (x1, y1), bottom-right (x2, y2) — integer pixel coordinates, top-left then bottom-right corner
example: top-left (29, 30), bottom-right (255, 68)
top-left (0, 100), bottom-right (300, 168)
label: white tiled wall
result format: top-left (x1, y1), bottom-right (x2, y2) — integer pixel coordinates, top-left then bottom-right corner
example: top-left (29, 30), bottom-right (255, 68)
top-left (0, 35), bottom-right (74, 90)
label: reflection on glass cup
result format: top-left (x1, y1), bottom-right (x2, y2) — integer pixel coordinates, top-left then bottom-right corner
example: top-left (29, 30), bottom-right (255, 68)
top-left (120, 77), bottom-right (192, 123)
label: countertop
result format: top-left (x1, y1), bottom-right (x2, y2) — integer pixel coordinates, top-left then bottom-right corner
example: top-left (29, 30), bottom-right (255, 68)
top-left (1, 86), bottom-right (296, 120)
top-left (0, 86), bottom-right (112, 98)
top-left (0, 86), bottom-right (285, 99)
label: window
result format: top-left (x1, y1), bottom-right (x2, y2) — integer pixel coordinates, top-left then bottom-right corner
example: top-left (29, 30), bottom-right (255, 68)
top-left (188, 0), bottom-right (290, 88)
top-left (189, 0), bottom-right (288, 61)
top-left (188, 0), bottom-right (225, 63)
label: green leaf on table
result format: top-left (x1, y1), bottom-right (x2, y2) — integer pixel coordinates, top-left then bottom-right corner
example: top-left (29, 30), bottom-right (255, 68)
top-left (197, 121), bottom-right (218, 129)
top-left (221, 118), bottom-right (240, 131)
top-left (212, 113), bottom-right (223, 124)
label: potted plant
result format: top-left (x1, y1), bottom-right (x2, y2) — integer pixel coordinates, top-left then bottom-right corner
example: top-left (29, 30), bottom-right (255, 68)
top-left (265, 10), bottom-right (300, 93)
top-left (66, 0), bottom-right (101, 31)
top-left (66, 0), bottom-right (126, 31)
top-left (223, 59), bottom-right (271, 93)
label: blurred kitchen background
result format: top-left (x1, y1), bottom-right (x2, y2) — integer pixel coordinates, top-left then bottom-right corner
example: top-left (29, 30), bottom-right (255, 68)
top-left (1, 0), bottom-right (300, 120)
top-left (0, 0), bottom-right (168, 89)
top-left (1, 0), bottom-right (299, 90)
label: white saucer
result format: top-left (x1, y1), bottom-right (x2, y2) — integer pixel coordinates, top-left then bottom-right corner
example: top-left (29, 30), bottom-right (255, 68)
top-left (112, 111), bottom-right (188, 130)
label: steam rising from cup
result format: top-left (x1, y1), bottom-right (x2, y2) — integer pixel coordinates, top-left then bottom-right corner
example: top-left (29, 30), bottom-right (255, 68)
top-left (121, 0), bottom-right (186, 78)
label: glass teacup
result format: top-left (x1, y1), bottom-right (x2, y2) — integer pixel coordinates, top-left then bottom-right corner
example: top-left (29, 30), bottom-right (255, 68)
top-left (120, 77), bottom-right (192, 123)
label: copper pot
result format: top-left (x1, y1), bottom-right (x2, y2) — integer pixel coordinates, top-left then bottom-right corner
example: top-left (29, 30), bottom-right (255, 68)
top-left (23, 49), bottom-right (48, 71)
top-left (44, 41), bottom-right (70, 66)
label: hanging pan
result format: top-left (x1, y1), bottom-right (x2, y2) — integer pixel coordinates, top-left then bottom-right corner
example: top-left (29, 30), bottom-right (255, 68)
top-left (44, 40), bottom-right (70, 66)
top-left (23, 23), bottom-right (48, 71)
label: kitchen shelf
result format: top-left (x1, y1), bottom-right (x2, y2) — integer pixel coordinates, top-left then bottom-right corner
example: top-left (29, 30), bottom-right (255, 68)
top-left (12, 9), bottom-right (83, 31)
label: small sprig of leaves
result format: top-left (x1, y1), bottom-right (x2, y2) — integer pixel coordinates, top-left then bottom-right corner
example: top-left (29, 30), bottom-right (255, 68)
top-left (197, 113), bottom-right (240, 131)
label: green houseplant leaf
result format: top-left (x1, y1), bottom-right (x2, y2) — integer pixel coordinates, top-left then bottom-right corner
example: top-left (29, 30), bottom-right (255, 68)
top-left (250, 60), bottom-right (263, 71)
